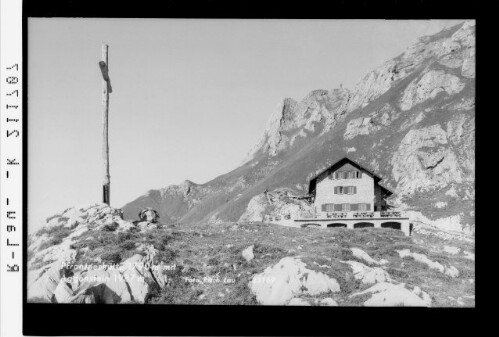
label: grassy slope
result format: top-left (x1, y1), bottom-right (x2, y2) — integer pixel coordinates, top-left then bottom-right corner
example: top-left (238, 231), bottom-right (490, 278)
top-left (28, 203), bottom-right (475, 306)
top-left (134, 221), bottom-right (474, 306)
top-left (28, 208), bottom-right (474, 306)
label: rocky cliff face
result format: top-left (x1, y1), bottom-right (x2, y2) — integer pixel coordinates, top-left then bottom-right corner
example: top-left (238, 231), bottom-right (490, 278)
top-left (123, 21), bottom-right (475, 234)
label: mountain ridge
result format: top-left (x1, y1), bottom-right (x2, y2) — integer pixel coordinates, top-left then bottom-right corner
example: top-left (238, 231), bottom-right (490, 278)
top-left (122, 20), bottom-right (475, 234)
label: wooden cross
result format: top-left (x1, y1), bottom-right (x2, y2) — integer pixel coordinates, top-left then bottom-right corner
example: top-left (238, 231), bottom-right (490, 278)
top-left (99, 44), bottom-right (112, 205)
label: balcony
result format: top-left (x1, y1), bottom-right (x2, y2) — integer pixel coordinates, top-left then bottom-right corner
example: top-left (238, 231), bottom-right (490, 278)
top-left (263, 210), bottom-right (411, 236)
top-left (285, 210), bottom-right (406, 221)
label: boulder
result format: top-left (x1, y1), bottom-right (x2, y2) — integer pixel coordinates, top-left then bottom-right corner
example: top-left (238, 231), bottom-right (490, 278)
top-left (242, 245), bottom-right (255, 262)
top-left (397, 249), bottom-right (459, 278)
top-left (249, 257), bottom-right (340, 305)
top-left (343, 261), bottom-right (392, 285)
top-left (350, 248), bottom-right (388, 266)
top-left (319, 298), bottom-right (338, 306)
top-left (350, 282), bottom-right (432, 307)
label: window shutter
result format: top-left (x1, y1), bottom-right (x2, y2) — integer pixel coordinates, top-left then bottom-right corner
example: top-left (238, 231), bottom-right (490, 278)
top-left (334, 204), bottom-right (342, 211)
top-left (351, 203), bottom-right (359, 211)
top-left (366, 203), bottom-right (371, 211)
top-left (334, 186), bottom-right (338, 194)
top-left (321, 204), bottom-right (326, 212)
top-left (354, 186), bottom-right (357, 194)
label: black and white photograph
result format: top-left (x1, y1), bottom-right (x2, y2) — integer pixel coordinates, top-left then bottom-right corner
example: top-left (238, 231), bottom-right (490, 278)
top-left (26, 17), bottom-right (475, 310)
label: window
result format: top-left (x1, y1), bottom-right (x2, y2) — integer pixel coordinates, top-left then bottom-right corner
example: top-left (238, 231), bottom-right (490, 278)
top-left (334, 204), bottom-right (342, 211)
top-left (350, 203), bottom-right (359, 211)
top-left (359, 203), bottom-right (371, 211)
top-left (321, 203), bottom-right (335, 212)
top-left (334, 170), bottom-right (362, 179)
top-left (342, 204), bottom-right (350, 211)
top-left (335, 186), bottom-right (356, 194)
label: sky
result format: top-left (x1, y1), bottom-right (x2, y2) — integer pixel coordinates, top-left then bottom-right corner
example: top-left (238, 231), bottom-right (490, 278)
top-left (28, 18), bottom-right (465, 232)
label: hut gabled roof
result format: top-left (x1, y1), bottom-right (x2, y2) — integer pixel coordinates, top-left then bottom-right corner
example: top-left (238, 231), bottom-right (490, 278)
top-left (308, 156), bottom-right (385, 194)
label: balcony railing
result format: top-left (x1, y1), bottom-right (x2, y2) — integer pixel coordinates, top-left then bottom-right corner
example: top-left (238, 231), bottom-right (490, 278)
top-left (265, 210), bottom-right (406, 222)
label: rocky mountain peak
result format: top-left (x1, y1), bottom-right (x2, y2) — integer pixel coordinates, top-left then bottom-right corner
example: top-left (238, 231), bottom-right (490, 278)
top-left (243, 87), bottom-right (353, 161)
top-left (243, 21), bottom-right (474, 164)
top-left (123, 20), bottom-right (474, 235)
top-left (159, 179), bottom-right (197, 198)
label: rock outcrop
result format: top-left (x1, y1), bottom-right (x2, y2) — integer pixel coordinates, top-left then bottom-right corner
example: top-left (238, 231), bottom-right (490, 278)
top-left (238, 188), bottom-right (313, 224)
top-left (249, 257), bottom-right (341, 305)
top-left (243, 88), bottom-right (352, 161)
top-left (399, 70), bottom-right (465, 111)
top-left (28, 204), bottom-right (168, 303)
top-left (342, 260), bottom-right (392, 285)
top-left (397, 249), bottom-right (459, 278)
top-left (350, 282), bottom-right (432, 307)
